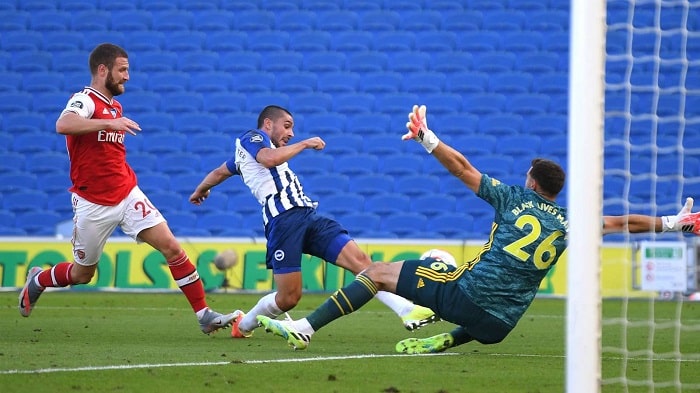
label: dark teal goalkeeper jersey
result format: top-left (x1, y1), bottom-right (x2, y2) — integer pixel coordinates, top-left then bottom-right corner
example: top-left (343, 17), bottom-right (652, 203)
top-left (458, 174), bottom-right (569, 328)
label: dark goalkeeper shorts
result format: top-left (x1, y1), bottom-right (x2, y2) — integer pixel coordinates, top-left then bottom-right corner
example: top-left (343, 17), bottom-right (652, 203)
top-left (396, 259), bottom-right (513, 344)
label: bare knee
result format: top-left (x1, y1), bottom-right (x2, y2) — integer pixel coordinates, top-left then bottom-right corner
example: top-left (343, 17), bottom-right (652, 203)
top-left (361, 263), bottom-right (379, 278)
top-left (152, 234), bottom-right (182, 260)
top-left (360, 263), bottom-right (395, 291)
top-left (159, 241), bottom-right (182, 261)
top-left (139, 224), bottom-right (182, 260)
top-left (336, 241), bottom-right (372, 274)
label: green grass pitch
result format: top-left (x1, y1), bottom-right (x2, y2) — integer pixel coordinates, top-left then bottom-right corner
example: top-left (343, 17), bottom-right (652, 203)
top-left (1, 292), bottom-right (698, 393)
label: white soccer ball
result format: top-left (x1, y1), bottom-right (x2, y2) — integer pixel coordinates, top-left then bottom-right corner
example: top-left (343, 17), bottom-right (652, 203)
top-left (419, 249), bottom-right (457, 267)
top-left (213, 249), bottom-right (238, 271)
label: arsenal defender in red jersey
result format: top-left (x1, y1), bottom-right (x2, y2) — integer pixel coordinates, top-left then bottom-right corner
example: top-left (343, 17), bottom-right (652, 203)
top-left (18, 43), bottom-right (236, 334)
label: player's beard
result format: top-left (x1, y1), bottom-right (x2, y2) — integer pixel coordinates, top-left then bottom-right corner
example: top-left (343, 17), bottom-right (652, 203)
top-left (105, 73), bottom-right (124, 96)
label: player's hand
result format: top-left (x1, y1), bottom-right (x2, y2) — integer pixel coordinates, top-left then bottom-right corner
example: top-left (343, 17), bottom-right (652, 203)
top-left (675, 197), bottom-right (700, 235)
top-left (662, 197), bottom-right (700, 234)
top-left (113, 117), bottom-right (141, 136)
top-left (304, 137), bottom-right (325, 150)
top-left (189, 189), bottom-right (211, 205)
top-left (402, 105), bottom-right (439, 153)
top-left (402, 104), bottom-right (428, 140)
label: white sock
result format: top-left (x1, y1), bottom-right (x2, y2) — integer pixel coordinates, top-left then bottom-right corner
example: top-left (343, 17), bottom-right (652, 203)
top-left (374, 291), bottom-right (415, 317)
top-left (290, 318), bottom-right (315, 336)
top-left (239, 292), bottom-right (283, 332)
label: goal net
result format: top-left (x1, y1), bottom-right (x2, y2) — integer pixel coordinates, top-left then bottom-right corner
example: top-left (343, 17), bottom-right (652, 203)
top-left (570, 0), bottom-right (700, 391)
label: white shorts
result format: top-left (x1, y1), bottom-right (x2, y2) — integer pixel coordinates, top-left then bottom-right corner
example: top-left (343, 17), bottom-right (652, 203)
top-left (71, 186), bottom-right (166, 266)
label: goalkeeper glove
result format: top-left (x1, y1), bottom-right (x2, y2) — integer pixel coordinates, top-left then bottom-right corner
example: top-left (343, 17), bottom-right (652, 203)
top-left (402, 104), bottom-right (440, 153)
top-left (661, 197), bottom-right (700, 235)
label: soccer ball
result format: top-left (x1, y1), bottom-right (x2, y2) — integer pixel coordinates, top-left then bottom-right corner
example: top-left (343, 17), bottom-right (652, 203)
top-left (419, 249), bottom-right (457, 267)
top-left (213, 249), bottom-right (238, 271)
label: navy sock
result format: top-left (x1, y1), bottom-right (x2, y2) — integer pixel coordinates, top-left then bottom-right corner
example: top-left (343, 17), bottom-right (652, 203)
top-left (307, 273), bottom-right (377, 331)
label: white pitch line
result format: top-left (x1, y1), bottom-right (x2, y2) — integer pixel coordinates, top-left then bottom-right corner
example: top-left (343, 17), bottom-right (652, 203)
top-left (245, 353), bottom-right (459, 363)
top-left (4, 351), bottom-right (698, 375)
top-left (0, 353), bottom-right (458, 375)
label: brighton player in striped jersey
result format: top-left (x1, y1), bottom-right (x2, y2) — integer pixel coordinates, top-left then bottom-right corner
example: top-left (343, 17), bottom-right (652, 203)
top-left (189, 105), bottom-right (437, 338)
top-left (18, 43), bottom-right (236, 335)
top-left (258, 104), bottom-right (700, 352)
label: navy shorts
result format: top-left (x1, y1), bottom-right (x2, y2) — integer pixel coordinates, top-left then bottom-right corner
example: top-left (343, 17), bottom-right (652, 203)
top-left (396, 259), bottom-right (513, 344)
top-left (264, 207), bottom-right (352, 274)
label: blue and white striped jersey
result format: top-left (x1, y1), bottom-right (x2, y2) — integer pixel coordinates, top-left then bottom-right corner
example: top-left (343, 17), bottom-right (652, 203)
top-left (229, 129), bottom-right (315, 225)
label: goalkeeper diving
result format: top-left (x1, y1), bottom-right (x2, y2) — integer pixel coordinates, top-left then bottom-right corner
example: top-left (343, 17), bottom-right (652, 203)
top-left (258, 104), bottom-right (700, 353)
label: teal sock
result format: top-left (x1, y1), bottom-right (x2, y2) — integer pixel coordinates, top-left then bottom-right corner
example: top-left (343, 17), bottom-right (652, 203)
top-left (307, 273), bottom-right (378, 331)
top-left (450, 326), bottom-right (475, 347)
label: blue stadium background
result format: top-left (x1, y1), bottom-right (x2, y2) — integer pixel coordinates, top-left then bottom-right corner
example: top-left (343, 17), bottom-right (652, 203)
top-left (1, 0), bottom-right (698, 240)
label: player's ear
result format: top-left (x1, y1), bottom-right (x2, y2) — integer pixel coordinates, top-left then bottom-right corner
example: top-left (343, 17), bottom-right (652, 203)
top-left (262, 117), bottom-right (272, 131)
top-left (525, 172), bottom-right (535, 190)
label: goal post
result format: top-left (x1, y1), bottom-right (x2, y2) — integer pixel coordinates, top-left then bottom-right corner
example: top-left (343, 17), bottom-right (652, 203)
top-left (567, 0), bottom-right (606, 392)
top-left (569, 0), bottom-right (700, 391)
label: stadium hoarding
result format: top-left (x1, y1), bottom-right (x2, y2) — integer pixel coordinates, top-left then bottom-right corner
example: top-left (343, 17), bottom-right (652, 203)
top-left (0, 238), bottom-right (655, 298)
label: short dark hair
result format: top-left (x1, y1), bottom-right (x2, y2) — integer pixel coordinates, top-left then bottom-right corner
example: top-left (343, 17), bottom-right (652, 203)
top-left (530, 158), bottom-right (565, 197)
top-left (257, 105), bottom-right (292, 128)
top-left (89, 43), bottom-right (128, 75)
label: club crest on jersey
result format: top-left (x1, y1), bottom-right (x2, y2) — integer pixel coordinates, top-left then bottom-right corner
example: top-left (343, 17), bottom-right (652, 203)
top-left (250, 134), bottom-right (263, 143)
top-left (274, 250), bottom-right (285, 261)
top-left (102, 108), bottom-right (117, 118)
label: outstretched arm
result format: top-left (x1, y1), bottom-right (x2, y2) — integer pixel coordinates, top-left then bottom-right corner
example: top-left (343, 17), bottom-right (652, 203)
top-left (431, 142), bottom-right (482, 194)
top-left (403, 105), bottom-right (482, 193)
top-left (189, 163), bottom-right (236, 205)
top-left (603, 197), bottom-right (700, 235)
top-left (602, 215), bottom-right (662, 234)
top-left (256, 137), bottom-right (325, 168)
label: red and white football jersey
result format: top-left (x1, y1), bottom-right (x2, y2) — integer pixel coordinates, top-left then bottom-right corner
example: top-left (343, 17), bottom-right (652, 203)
top-left (60, 87), bottom-right (137, 206)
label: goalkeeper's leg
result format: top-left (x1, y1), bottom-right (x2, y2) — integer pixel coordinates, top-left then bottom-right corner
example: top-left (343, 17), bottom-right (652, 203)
top-left (333, 239), bottom-right (438, 330)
